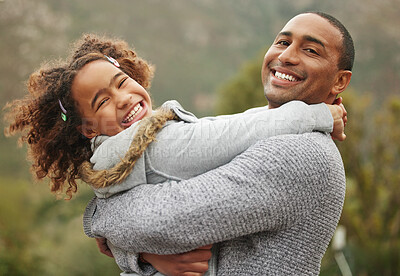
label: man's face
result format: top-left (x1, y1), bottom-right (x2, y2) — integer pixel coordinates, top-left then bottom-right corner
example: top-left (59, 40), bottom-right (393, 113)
top-left (261, 13), bottom-right (343, 108)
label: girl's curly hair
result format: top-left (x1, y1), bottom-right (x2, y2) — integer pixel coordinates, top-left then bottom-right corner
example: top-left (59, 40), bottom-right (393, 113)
top-left (4, 34), bottom-right (154, 199)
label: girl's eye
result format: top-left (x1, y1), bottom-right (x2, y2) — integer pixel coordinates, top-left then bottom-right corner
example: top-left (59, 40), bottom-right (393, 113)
top-left (118, 77), bottom-right (128, 88)
top-left (96, 98), bottom-right (109, 111)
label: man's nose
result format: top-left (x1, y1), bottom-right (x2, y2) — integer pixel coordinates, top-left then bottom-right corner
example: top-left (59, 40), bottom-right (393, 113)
top-left (278, 45), bottom-right (300, 65)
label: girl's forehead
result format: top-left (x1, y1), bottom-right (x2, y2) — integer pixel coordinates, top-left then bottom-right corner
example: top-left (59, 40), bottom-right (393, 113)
top-left (74, 61), bottom-right (120, 90)
top-left (78, 60), bottom-right (121, 78)
top-left (71, 60), bottom-right (119, 104)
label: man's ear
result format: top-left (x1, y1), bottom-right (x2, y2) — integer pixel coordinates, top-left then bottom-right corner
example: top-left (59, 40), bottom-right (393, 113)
top-left (76, 125), bottom-right (99, 139)
top-left (332, 70), bottom-right (352, 96)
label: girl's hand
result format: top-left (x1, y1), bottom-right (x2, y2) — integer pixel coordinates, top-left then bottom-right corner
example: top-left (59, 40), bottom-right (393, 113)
top-left (327, 97), bottom-right (347, 141)
top-left (332, 97), bottom-right (348, 128)
top-left (141, 245), bottom-right (213, 276)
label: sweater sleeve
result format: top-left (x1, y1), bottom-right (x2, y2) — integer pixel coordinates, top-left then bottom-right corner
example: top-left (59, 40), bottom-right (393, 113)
top-left (146, 101), bottom-right (332, 180)
top-left (107, 242), bottom-right (157, 275)
top-left (94, 133), bottom-right (333, 255)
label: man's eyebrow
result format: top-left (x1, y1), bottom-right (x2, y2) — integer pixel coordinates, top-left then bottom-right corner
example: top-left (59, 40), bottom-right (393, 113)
top-left (278, 31), bottom-right (292, 37)
top-left (91, 72), bottom-right (125, 110)
top-left (303, 35), bottom-right (325, 48)
top-left (277, 32), bottom-right (325, 48)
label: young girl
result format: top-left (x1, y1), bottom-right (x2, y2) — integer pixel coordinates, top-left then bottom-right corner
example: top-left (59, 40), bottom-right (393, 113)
top-left (5, 34), bottom-right (346, 275)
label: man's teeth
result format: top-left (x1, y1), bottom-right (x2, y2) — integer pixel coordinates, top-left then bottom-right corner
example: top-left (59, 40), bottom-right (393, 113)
top-left (274, 71), bottom-right (298, 82)
top-left (123, 103), bottom-right (143, 123)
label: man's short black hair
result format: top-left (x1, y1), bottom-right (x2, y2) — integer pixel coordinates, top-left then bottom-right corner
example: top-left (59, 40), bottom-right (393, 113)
top-left (307, 11), bottom-right (355, 71)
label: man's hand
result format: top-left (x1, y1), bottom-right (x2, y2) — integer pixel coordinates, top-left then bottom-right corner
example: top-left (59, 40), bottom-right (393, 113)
top-left (95, 237), bottom-right (114, 258)
top-left (141, 245), bottom-right (213, 276)
top-left (328, 97), bottom-right (348, 141)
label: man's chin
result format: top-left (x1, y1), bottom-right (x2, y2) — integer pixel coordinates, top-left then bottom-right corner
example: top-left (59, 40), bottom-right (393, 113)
top-left (265, 93), bottom-right (295, 109)
top-left (264, 96), bottom-right (285, 109)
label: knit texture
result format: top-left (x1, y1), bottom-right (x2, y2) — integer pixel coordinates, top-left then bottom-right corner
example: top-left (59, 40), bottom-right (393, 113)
top-left (86, 132), bottom-right (345, 275)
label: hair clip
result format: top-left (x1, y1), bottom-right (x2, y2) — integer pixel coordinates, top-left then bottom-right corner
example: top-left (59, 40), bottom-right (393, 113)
top-left (104, 55), bottom-right (120, 67)
top-left (58, 99), bottom-right (67, 121)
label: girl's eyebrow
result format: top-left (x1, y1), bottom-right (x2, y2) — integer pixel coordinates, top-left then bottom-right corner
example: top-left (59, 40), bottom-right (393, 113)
top-left (91, 72), bottom-right (125, 109)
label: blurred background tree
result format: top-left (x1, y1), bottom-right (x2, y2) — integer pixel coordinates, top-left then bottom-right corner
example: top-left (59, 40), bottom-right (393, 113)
top-left (1, 0), bottom-right (399, 275)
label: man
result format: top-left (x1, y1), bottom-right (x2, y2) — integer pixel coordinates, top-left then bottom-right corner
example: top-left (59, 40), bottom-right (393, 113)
top-left (91, 11), bottom-right (354, 275)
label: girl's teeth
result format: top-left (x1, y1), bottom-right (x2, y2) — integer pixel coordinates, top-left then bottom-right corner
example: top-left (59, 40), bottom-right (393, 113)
top-left (123, 103), bottom-right (143, 123)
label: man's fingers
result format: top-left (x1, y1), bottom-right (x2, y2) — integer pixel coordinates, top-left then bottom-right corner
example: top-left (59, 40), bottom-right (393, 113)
top-left (95, 237), bottom-right (114, 258)
top-left (196, 244), bottom-right (213, 250)
top-left (182, 261), bottom-right (209, 274)
top-left (180, 248), bottom-right (212, 263)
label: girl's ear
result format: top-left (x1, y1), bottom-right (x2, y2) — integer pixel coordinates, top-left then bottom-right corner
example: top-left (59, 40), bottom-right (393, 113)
top-left (332, 70), bottom-right (352, 96)
top-left (76, 125), bottom-right (99, 139)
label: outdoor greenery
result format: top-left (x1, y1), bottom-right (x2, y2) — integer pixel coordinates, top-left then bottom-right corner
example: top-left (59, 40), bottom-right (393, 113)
top-left (1, 0), bottom-right (399, 275)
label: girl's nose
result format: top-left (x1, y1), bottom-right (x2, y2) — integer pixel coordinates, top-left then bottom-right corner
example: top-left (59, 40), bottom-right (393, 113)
top-left (116, 93), bottom-right (132, 109)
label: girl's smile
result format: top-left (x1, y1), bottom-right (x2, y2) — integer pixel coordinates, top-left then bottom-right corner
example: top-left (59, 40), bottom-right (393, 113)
top-left (121, 100), bottom-right (148, 127)
top-left (71, 60), bottom-right (152, 138)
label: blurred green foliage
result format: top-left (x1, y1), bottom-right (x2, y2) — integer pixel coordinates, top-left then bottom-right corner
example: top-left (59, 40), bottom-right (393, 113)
top-left (0, 177), bottom-right (121, 275)
top-left (215, 51), bottom-right (267, 115)
top-left (337, 94), bottom-right (400, 275)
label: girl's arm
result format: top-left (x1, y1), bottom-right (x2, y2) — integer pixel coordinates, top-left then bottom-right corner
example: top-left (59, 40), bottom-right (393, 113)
top-left (146, 100), bottom-right (334, 180)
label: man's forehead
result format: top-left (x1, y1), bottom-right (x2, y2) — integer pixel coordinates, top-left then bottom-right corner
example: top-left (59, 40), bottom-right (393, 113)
top-left (279, 13), bottom-right (340, 46)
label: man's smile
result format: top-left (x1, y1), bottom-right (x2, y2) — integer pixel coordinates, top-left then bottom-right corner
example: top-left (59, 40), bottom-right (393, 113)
top-left (273, 70), bottom-right (300, 82)
top-left (269, 68), bottom-right (304, 87)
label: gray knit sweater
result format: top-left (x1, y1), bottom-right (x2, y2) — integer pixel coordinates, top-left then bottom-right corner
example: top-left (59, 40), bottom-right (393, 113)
top-left (85, 132), bottom-right (345, 275)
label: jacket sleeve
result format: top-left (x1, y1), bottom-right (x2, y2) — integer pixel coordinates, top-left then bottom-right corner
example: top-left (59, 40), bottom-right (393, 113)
top-left (146, 101), bottom-right (333, 180)
top-left (95, 134), bottom-right (333, 255)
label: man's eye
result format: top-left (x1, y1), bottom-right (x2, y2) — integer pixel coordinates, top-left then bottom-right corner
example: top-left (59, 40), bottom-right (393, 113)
top-left (277, 40), bottom-right (290, 46)
top-left (305, 48), bottom-right (319, 55)
top-left (118, 78), bottom-right (128, 88)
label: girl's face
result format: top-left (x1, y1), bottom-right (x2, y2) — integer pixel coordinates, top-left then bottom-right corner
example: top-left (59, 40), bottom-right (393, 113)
top-left (71, 60), bottom-right (152, 138)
